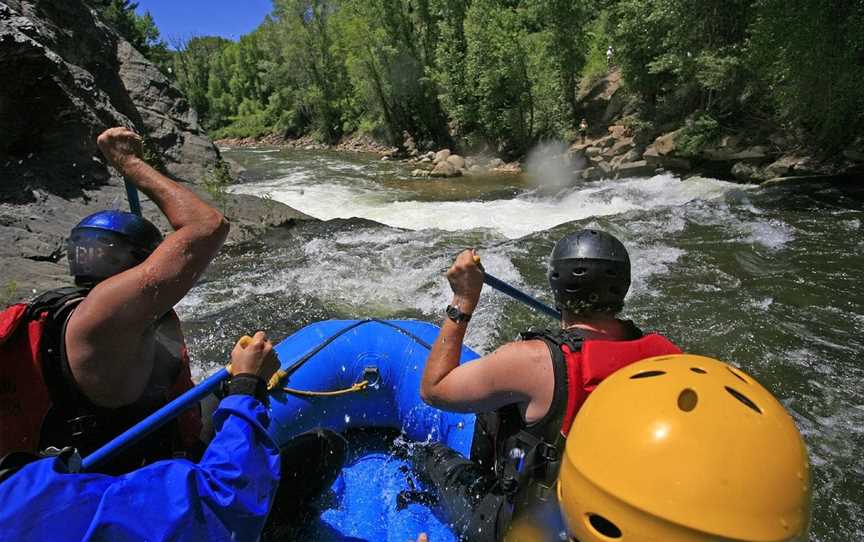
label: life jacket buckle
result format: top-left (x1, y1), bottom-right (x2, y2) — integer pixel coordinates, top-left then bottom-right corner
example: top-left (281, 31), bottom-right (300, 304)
top-left (536, 441), bottom-right (559, 463)
top-left (68, 414), bottom-right (99, 439)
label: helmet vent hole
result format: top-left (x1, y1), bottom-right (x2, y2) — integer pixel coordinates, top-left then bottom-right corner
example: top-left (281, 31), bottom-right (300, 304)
top-left (572, 267), bottom-right (587, 276)
top-left (587, 514), bottom-right (621, 538)
top-left (690, 367), bottom-right (707, 374)
top-left (677, 388), bottom-right (698, 412)
top-left (726, 366), bottom-right (748, 384)
top-left (565, 287), bottom-right (581, 293)
top-left (588, 293), bottom-right (599, 302)
top-left (551, 272), bottom-right (560, 279)
top-left (725, 386), bottom-right (762, 414)
top-left (630, 370), bottom-right (665, 379)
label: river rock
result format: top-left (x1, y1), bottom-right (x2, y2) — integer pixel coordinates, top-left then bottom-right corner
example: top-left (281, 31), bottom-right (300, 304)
top-left (764, 156), bottom-right (801, 178)
top-left (595, 135), bottom-right (615, 148)
top-left (434, 149), bottom-right (451, 164)
top-left (411, 169), bottom-right (430, 177)
top-left (703, 145), bottom-right (769, 163)
top-left (647, 130), bottom-right (681, 157)
top-left (609, 138), bottom-right (634, 156)
top-left (446, 154), bottom-right (466, 170)
top-left (430, 160), bottom-right (461, 177)
top-left (487, 157), bottom-right (504, 169)
top-left (115, 41), bottom-right (218, 182)
top-left (607, 124), bottom-right (630, 139)
top-left (731, 162), bottom-right (762, 183)
top-left (621, 149), bottom-right (642, 163)
top-left (467, 164), bottom-right (485, 175)
top-left (585, 147), bottom-right (603, 158)
top-left (615, 160), bottom-right (654, 178)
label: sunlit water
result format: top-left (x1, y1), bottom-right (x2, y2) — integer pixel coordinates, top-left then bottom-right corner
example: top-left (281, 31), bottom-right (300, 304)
top-left (178, 147), bottom-right (863, 541)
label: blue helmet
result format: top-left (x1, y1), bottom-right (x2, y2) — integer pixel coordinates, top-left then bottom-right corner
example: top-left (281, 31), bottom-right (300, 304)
top-left (67, 210), bottom-right (163, 286)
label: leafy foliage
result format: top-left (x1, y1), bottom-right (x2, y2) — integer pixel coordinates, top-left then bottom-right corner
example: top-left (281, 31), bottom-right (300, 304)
top-left (146, 0), bottom-right (863, 154)
top-left (90, 0), bottom-right (169, 63)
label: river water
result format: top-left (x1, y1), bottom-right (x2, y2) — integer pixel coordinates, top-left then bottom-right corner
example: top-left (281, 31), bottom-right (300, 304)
top-left (179, 147), bottom-right (863, 541)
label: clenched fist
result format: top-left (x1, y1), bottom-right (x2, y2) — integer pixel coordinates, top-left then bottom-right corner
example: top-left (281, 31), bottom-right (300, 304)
top-left (97, 127), bottom-right (144, 173)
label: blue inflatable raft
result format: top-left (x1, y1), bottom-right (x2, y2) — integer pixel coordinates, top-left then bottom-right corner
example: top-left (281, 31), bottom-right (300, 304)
top-left (267, 319), bottom-right (479, 542)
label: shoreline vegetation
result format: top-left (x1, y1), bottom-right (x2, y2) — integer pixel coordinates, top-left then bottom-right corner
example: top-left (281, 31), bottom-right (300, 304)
top-left (145, 0), bottom-right (862, 185)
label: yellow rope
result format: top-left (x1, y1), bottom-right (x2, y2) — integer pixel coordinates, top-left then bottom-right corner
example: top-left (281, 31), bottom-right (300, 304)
top-left (281, 380), bottom-right (369, 397)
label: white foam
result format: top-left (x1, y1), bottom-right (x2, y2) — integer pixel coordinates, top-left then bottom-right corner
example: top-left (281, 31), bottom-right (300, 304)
top-left (742, 219), bottom-right (795, 250)
top-left (231, 173), bottom-right (748, 239)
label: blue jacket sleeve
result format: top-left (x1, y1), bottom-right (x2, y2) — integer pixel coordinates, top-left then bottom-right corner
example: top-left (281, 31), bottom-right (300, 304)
top-left (82, 394), bottom-right (281, 542)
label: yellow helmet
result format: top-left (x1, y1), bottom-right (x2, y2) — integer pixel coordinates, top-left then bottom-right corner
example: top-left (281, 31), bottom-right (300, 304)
top-left (557, 354), bottom-right (811, 542)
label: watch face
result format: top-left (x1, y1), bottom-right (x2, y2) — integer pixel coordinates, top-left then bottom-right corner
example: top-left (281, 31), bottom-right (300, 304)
top-left (446, 305), bottom-right (470, 323)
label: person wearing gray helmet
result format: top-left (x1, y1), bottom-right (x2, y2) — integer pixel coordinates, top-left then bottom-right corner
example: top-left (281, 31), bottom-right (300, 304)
top-left (415, 229), bottom-right (682, 541)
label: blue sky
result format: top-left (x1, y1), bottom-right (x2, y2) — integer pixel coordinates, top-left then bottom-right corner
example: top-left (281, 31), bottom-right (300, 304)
top-left (135, 0), bottom-right (273, 43)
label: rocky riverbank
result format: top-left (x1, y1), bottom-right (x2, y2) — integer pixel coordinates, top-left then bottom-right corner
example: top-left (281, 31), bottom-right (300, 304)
top-left (216, 71), bottom-right (864, 185)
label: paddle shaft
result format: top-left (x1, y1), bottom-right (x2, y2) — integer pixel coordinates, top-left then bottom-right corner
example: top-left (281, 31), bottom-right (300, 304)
top-left (482, 272), bottom-right (561, 320)
top-left (81, 367), bottom-right (229, 471)
top-left (124, 181), bottom-right (142, 216)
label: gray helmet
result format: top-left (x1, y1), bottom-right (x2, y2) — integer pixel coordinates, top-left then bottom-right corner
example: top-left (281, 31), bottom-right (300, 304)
top-left (548, 229), bottom-right (631, 315)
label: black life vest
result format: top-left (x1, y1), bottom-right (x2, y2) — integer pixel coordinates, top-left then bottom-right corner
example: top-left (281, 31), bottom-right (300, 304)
top-left (0, 288), bottom-right (202, 474)
top-left (471, 322), bottom-right (682, 517)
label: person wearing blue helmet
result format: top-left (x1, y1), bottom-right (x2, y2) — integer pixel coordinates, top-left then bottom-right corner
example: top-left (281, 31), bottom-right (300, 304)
top-left (0, 127), bottom-right (228, 473)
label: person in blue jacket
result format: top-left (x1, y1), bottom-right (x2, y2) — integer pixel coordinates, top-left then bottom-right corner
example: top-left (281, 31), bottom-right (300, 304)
top-left (0, 332), bottom-right (281, 542)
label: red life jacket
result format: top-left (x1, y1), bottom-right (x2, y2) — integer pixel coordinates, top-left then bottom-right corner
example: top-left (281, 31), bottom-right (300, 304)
top-left (556, 330), bottom-right (683, 438)
top-left (470, 323), bottom-right (682, 514)
top-left (0, 288), bottom-right (202, 469)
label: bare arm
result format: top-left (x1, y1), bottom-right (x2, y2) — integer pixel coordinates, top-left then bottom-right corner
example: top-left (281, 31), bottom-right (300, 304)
top-left (66, 127), bottom-right (229, 407)
top-left (420, 250), bottom-right (553, 418)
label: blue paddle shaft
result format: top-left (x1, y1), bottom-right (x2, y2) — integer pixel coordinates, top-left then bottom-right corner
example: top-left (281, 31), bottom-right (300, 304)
top-left (483, 273), bottom-right (561, 320)
top-left (81, 367), bottom-right (230, 471)
top-left (125, 181), bottom-right (142, 216)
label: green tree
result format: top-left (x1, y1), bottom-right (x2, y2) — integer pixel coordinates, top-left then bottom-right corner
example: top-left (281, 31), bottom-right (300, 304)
top-left (749, 0), bottom-right (864, 150)
top-left (171, 36), bottom-right (232, 125)
top-left (332, 0), bottom-right (451, 147)
top-left (91, 0), bottom-right (169, 63)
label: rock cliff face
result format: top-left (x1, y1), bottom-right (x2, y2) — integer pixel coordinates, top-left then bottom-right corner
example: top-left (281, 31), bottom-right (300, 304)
top-left (0, 0), bottom-right (309, 304)
top-left (0, 0), bottom-right (218, 203)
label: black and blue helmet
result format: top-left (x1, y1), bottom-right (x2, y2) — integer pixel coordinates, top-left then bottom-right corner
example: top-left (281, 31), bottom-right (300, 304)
top-left (67, 210), bottom-right (163, 286)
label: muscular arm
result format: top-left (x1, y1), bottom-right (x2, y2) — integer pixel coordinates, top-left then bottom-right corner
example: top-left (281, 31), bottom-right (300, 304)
top-left (66, 128), bottom-right (229, 407)
top-left (420, 249), bottom-right (554, 419)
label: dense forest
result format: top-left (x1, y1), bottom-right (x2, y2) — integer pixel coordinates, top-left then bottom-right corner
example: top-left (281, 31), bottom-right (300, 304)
top-left (98, 0), bottom-right (864, 159)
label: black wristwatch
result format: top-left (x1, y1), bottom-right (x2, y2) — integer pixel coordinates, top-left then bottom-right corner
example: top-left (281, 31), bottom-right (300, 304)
top-left (446, 304), bottom-right (472, 324)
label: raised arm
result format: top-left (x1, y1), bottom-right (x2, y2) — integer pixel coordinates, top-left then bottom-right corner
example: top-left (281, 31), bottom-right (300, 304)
top-left (420, 250), bottom-right (553, 416)
top-left (66, 127), bottom-right (229, 407)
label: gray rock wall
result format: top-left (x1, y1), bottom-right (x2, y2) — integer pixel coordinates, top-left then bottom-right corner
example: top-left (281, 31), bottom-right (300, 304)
top-left (0, 0), bottom-right (219, 204)
top-left (0, 0), bottom-right (295, 305)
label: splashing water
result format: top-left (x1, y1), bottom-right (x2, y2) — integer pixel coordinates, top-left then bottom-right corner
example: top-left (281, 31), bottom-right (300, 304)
top-left (178, 147), bottom-right (864, 541)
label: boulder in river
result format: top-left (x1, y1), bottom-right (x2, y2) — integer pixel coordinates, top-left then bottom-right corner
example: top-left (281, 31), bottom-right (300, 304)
top-left (446, 154), bottom-right (466, 170)
top-left (433, 149), bottom-right (451, 164)
top-left (430, 160), bottom-right (461, 178)
top-left (615, 160), bottom-right (655, 178)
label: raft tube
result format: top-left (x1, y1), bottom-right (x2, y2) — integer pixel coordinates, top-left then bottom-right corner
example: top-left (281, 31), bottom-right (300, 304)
top-left (268, 319), bottom-right (479, 541)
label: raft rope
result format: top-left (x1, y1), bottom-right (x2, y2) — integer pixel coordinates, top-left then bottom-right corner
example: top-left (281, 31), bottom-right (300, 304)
top-left (267, 319), bottom-right (434, 394)
top-left (281, 380), bottom-right (369, 397)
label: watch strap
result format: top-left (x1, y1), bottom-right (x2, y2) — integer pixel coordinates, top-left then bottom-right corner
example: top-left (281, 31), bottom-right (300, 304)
top-left (446, 304), bottom-right (472, 323)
